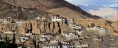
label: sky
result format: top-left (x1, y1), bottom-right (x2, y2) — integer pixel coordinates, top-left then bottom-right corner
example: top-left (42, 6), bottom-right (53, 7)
top-left (65, 0), bottom-right (118, 21)
top-left (65, 0), bottom-right (118, 7)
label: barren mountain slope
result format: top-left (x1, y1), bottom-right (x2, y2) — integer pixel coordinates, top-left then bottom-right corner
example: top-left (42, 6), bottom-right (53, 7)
top-left (2, 0), bottom-right (101, 19)
top-left (107, 16), bottom-right (118, 21)
top-left (0, 1), bottom-right (50, 20)
top-left (47, 7), bottom-right (89, 19)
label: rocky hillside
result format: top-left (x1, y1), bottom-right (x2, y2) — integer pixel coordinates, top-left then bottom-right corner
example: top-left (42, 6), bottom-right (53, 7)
top-left (0, 0), bottom-right (50, 20)
top-left (1, 0), bottom-right (101, 19)
top-left (47, 7), bottom-right (89, 19)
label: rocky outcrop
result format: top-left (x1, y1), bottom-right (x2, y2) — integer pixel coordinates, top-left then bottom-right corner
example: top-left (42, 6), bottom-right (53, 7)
top-left (50, 22), bottom-right (54, 33)
top-left (53, 22), bottom-right (59, 33)
top-left (17, 21), bottom-right (68, 35)
top-left (31, 21), bottom-right (40, 34)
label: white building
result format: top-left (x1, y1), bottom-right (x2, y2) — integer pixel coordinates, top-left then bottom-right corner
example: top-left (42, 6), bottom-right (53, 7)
top-left (86, 27), bottom-right (108, 35)
top-left (26, 33), bottom-right (32, 37)
top-left (42, 45), bottom-right (60, 48)
top-left (0, 38), bottom-right (5, 42)
top-left (50, 40), bottom-right (58, 44)
top-left (36, 16), bottom-right (41, 20)
top-left (75, 44), bottom-right (89, 48)
top-left (16, 21), bottom-right (26, 26)
top-left (42, 44), bottom-right (73, 48)
top-left (67, 18), bottom-right (74, 23)
top-left (0, 19), bottom-right (2, 23)
top-left (42, 16), bottom-right (47, 20)
top-left (39, 37), bottom-right (47, 42)
top-left (3, 31), bottom-right (13, 34)
top-left (62, 44), bottom-right (70, 48)
top-left (41, 34), bottom-right (51, 37)
top-left (51, 15), bottom-right (65, 22)
top-left (11, 6), bottom-right (18, 10)
top-left (75, 43), bottom-right (89, 48)
top-left (69, 24), bottom-right (82, 29)
top-left (20, 36), bottom-right (29, 42)
top-left (17, 46), bottom-right (22, 48)
top-left (76, 29), bottom-right (86, 35)
top-left (86, 26), bottom-right (100, 31)
top-left (61, 31), bottom-right (78, 39)
top-left (1, 17), bottom-right (15, 24)
top-left (3, 30), bottom-right (17, 34)
top-left (99, 28), bottom-right (108, 35)
top-left (41, 34), bottom-right (51, 40)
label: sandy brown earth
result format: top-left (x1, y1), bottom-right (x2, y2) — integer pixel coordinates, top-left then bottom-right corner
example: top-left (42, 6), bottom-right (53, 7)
top-left (47, 7), bottom-right (89, 19)
top-left (106, 16), bottom-right (118, 21)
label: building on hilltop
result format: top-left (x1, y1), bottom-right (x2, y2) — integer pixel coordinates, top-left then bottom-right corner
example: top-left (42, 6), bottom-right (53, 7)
top-left (36, 16), bottom-right (41, 20)
top-left (67, 18), bottom-right (74, 24)
top-left (51, 14), bottom-right (66, 22)
top-left (1, 17), bottom-right (16, 24)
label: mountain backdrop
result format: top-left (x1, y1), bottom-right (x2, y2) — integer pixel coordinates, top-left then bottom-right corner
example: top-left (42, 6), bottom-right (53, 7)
top-left (0, 0), bottom-right (101, 20)
top-left (78, 4), bottom-right (118, 21)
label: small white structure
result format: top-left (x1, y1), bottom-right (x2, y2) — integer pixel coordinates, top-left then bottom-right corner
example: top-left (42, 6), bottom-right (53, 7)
top-left (86, 26), bottom-right (100, 31)
top-left (81, 44), bottom-right (89, 47)
top-left (76, 29), bottom-right (86, 35)
top-left (36, 16), bottom-right (41, 20)
top-left (99, 28), bottom-right (108, 35)
top-left (61, 31), bottom-right (78, 39)
top-left (93, 36), bottom-right (102, 41)
top-left (4, 31), bottom-right (13, 34)
top-left (39, 37), bottom-right (47, 42)
top-left (42, 45), bottom-right (60, 48)
top-left (27, 47), bottom-right (31, 48)
top-left (20, 36), bottom-right (29, 42)
top-left (16, 21), bottom-right (26, 26)
top-left (12, 6), bottom-right (18, 10)
top-left (17, 46), bottom-right (22, 48)
top-left (0, 38), bottom-right (5, 42)
top-left (26, 33), bottom-right (32, 37)
top-left (41, 34), bottom-right (51, 37)
top-left (62, 44), bottom-right (70, 48)
top-left (41, 34), bottom-right (51, 40)
top-left (1, 17), bottom-right (15, 24)
top-left (51, 15), bottom-right (65, 22)
top-left (86, 27), bottom-right (108, 35)
top-left (0, 19), bottom-right (2, 23)
top-left (75, 43), bottom-right (89, 48)
top-left (69, 24), bottom-right (82, 29)
top-left (42, 16), bottom-right (47, 20)
top-left (67, 18), bottom-right (74, 23)
top-left (3, 31), bottom-right (16, 34)
top-left (50, 40), bottom-right (58, 44)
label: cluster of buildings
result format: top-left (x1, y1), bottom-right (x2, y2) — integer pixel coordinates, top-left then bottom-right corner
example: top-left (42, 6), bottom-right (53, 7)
top-left (0, 14), bottom-right (114, 48)
top-left (51, 14), bottom-right (74, 23)
top-left (0, 17), bottom-right (15, 24)
top-left (86, 26), bottom-right (108, 35)
top-left (0, 17), bottom-right (25, 25)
